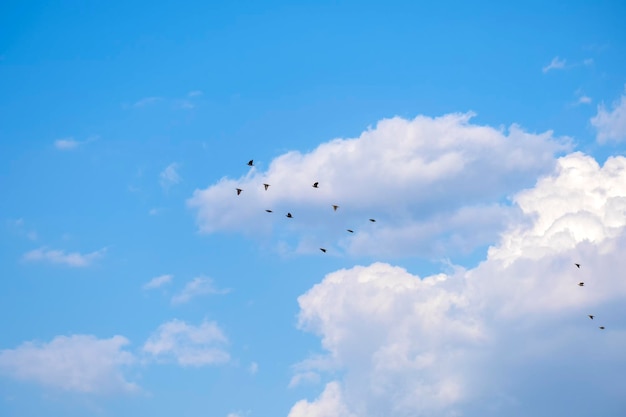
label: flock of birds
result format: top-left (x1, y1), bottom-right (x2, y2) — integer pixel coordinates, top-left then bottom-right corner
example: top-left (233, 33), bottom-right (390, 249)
top-left (239, 160), bottom-right (608, 331)
top-left (576, 263), bottom-right (606, 330)
top-left (236, 159), bottom-right (375, 253)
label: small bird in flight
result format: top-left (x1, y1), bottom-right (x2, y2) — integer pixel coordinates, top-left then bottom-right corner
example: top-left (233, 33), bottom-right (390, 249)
top-left (264, 183), bottom-right (270, 190)
top-left (248, 160), bottom-right (254, 166)
top-left (599, 326), bottom-right (605, 330)
top-left (312, 182), bottom-right (319, 188)
top-left (575, 263), bottom-right (580, 268)
top-left (588, 315), bottom-right (594, 320)
top-left (369, 218), bottom-right (376, 222)
top-left (578, 282), bottom-right (584, 287)
top-left (347, 229), bottom-right (354, 233)
top-left (320, 248), bottom-right (326, 253)
top-left (265, 209), bottom-right (273, 213)
top-left (286, 212), bottom-right (293, 218)
top-left (332, 205), bottom-right (339, 211)
top-left (236, 188), bottom-right (243, 195)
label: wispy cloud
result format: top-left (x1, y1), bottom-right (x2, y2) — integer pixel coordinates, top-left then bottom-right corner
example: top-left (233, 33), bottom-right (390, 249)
top-left (22, 247), bottom-right (106, 267)
top-left (188, 90), bottom-right (203, 97)
top-left (171, 277), bottom-right (229, 305)
top-left (591, 85), bottom-right (626, 143)
top-left (159, 163), bottom-right (181, 190)
top-left (54, 136), bottom-right (98, 150)
top-left (143, 319), bottom-right (230, 366)
top-left (542, 56), bottom-right (566, 73)
top-left (0, 335), bottom-right (137, 394)
top-left (132, 96), bottom-right (163, 108)
top-left (143, 274), bottom-right (173, 290)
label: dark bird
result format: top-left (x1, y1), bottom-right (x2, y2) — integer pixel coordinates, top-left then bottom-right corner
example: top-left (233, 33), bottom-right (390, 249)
top-left (332, 205), bottom-right (339, 211)
top-left (236, 188), bottom-right (243, 195)
top-left (286, 212), bottom-right (293, 218)
top-left (265, 209), bottom-right (273, 213)
top-left (588, 315), bottom-right (595, 320)
top-left (264, 183), bottom-right (270, 190)
top-left (599, 326), bottom-right (605, 330)
top-left (575, 263), bottom-right (580, 268)
top-left (347, 229), bottom-right (354, 233)
top-left (312, 182), bottom-right (319, 188)
top-left (247, 160), bottom-right (254, 166)
top-left (369, 218), bottom-right (376, 222)
top-left (320, 248), bottom-right (326, 253)
top-left (578, 282), bottom-right (584, 287)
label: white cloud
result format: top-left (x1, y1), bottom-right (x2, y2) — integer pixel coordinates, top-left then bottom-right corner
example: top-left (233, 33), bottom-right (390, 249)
top-left (160, 163), bottom-right (181, 190)
top-left (0, 335), bottom-right (137, 394)
top-left (171, 277), bottom-right (229, 305)
top-left (248, 362), bottom-right (258, 375)
top-left (188, 113), bottom-right (570, 258)
top-left (22, 247), bottom-right (106, 267)
top-left (132, 96), bottom-right (163, 107)
top-left (143, 274), bottom-right (173, 290)
top-left (143, 319), bottom-right (230, 366)
top-left (289, 152), bottom-right (626, 416)
top-left (542, 56), bottom-right (566, 73)
top-left (590, 86), bottom-right (626, 143)
top-left (578, 95), bottom-right (592, 104)
top-left (54, 138), bottom-right (80, 150)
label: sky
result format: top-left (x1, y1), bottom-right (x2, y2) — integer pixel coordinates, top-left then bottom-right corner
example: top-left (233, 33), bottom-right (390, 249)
top-left (1, 1), bottom-right (626, 416)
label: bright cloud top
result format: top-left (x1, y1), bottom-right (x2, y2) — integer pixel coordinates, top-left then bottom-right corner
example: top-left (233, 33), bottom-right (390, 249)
top-left (22, 247), bottom-right (106, 267)
top-left (0, 335), bottom-right (137, 394)
top-left (289, 153), bottom-right (626, 417)
top-left (188, 113), bottom-right (570, 258)
top-left (591, 85), bottom-right (626, 143)
top-left (143, 319), bottom-right (230, 366)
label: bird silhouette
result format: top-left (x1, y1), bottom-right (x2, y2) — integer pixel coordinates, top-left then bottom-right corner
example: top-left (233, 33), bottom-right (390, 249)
top-left (247, 160), bottom-right (254, 166)
top-left (312, 182), bottom-right (319, 188)
top-left (332, 205), bottom-right (339, 211)
top-left (286, 212), bottom-right (293, 218)
top-left (599, 326), bottom-right (605, 330)
top-left (236, 188), bottom-right (243, 195)
top-left (347, 229), bottom-right (354, 233)
top-left (320, 248), bottom-right (326, 253)
top-left (588, 315), bottom-right (594, 320)
top-left (575, 263), bottom-right (580, 268)
top-left (264, 183), bottom-right (270, 190)
top-left (265, 209), bottom-right (273, 213)
top-left (369, 218), bottom-right (376, 222)
top-left (578, 282), bottom-right (584, 287)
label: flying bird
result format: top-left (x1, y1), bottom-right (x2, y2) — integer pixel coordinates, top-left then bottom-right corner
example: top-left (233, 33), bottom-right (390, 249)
top-left (369, 218), bottom-right (376, 222)
top-left (312, 182), bottom-right (319, 188)
top-left (264, 183), bottom-right (270, 190)
top-left (347, 229), bottom-right (354, 233)
top-left (265, 209), bottom-right (273, 213)
top-left (575, 263), bottom-right (580, 268)
top-left (236, 188), bottom-right (243, 195)
top-left (332, 205), bottom-right (339, 211)
top-left (588, 315), bottom-right (594, 320)
top-left (578, 282), bottom-right (584, 287)
top-left (320, 248), bottom-right (326, 253)
top-left (247, 160), bottom-right (254, 166)
top-left (599, 326), bottom-right (605, 330)
top-left (286, 212), bottom-right (293, 218)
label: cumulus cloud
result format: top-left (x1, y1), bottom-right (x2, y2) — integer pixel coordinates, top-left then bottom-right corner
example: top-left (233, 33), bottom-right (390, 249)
top-left (171, 277), bottom-right (229, 305)
top-left (143, 319), bottom-right (230, 366)
top-left (188, 113), bottom-right (570, 258)
top-left (160, 163), bottom-right (181, 190)
top-left (0, 335), bottom-right (137, 394)
top-left (22, 247), bottom-right (106, 267)
top-left (289, 152), bottom-right (626, 417)
top-left (542, 56), bottom-right (566, 73)
top-left (143, 274), bottom-right (173, 290)
top-left (591, 86), bottom-right (626, 143)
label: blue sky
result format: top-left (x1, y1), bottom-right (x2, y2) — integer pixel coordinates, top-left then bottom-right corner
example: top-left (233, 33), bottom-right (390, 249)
top-left (1, 1), bottom-right (626, 416)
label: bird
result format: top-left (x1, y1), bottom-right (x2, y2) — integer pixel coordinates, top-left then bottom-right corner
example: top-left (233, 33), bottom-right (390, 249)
top-left (347, 229), bottom-right (354, 233)
top-left (312, 182), bottom-right (319, 188)
top-left (247, 160), bottom-right (254, 166)
top-left (286, 212), bottom-right (293, 218)
top-left (578, 282), bottom-right (584, 287)
top-left (265, 209), bottom-right (273, 213)
top-left (369, 218), bottom-right (376, 222)
top-left (575, 263), bottom-right (580, 268)
top-left (320, 248), bottom-right (326, 253)
top-left (332, 205), bottom-right (339, 211)
top-left (588, 315), bottom-right (594, 320)
top-left (599, 326), bottom-right (605, 330)
top-left (236, 188), bottom-right (243, 195)
top-left (264, 183), bottom-right (270, 190)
